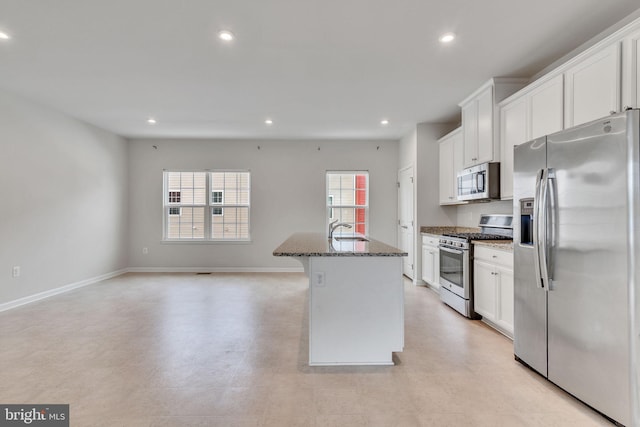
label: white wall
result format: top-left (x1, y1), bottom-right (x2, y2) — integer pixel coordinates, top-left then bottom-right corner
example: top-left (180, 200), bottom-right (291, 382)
top-left (416, 123), bottom-right (457, 228)
top-left (398, 128), bottom-right (416, 172)
top-left (127, 138), bottom-right (399, 270)
top-left (0, 90), bottom-right (129, 305)
top-left (455, 200), bottom-right (513, 227)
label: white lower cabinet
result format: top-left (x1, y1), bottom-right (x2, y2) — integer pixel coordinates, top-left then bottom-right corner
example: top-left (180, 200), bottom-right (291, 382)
top-left (473, 245), bottom-right (514, 338)
top-left (421, 234), bottom-right (440, 289)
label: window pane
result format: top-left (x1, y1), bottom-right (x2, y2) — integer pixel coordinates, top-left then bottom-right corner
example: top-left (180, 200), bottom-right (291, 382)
top-left (211, 172), bottom-right (250, 206)
top-left (331, 208), bottom-right (356, 225)
top-left (167, 207), bottom-right (205, 239)
top-left (212, 190), bottom-right (223, 204)
top-left (211, 207), bottom-right (249, 240)
top-left (167, 172), bottom-right (206, 205)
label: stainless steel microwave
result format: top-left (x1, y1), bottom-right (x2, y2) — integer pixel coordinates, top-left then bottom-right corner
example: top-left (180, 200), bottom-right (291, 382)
top-left (457, 162), bottom-right (500, 201)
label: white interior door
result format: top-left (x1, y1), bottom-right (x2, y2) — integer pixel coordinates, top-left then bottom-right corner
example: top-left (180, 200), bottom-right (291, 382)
top-left (398, 167), bottom-right (414, 279)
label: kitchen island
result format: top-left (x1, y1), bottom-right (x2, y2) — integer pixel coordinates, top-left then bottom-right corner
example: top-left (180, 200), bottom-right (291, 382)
top-left (273, 232), bottom-right (407, 366)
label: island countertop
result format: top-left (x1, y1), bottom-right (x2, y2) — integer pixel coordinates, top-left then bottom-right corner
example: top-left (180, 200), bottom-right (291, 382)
top-left (273, 232), bottom-right (408, 257)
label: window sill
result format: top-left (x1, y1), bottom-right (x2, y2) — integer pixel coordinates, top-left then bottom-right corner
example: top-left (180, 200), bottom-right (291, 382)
top-left (161, 239), bottom-right (252, 245)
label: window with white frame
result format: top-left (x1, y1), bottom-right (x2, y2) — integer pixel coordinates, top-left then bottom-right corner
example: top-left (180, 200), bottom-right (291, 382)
top-left (211, 190), bottom-right (224, 216)
top-left (326, 171), bottom-right (369, 236)
top-left (164, 171), bottom-right (250, 241)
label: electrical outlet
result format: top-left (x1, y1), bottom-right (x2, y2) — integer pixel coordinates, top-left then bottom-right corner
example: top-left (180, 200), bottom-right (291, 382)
top-left (142, 247), bottom-right (148, 255)
top-left (12, 266), bottom-right (20, 278)
top-left (314, 272), bottom-right (325, 287)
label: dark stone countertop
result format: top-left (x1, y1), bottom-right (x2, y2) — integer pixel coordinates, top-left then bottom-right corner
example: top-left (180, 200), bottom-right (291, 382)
top-left (273, 232), bottom-right (408, 257)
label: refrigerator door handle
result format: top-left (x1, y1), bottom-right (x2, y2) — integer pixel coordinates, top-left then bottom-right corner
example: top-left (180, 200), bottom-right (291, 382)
top-left (538, 168), bottom-right (552, 291)
top-left (546, 168), bottom-right (557, 287)
top-left (533, 168), bottom-right (546, 289)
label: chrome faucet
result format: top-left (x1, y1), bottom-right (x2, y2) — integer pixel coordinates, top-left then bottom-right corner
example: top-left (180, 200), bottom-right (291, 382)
top-left (328, 219), bottom-right (352, 239)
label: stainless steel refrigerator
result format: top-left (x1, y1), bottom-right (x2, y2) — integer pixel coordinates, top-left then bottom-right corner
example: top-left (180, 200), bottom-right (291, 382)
top-left (513, 109), bottom-right (640, 427)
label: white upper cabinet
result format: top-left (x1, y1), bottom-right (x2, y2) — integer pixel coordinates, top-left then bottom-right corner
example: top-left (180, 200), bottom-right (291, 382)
top-left (564, 43), bottom-right (621, 128)
top-left (529, 74), bottom-right (564, 140)
top-left (499, 96), bottom-right (528, 200)
top-left (622, 28), bottom-right (640, 110)
top-left (438, 127), bottom-right (464, 205)
top-left (499, 74), bottom-right (564, 200)
top-left (461, 99), bottom-right (480, 167)
top-left (476, 86), bottom-right (494, 165)
top-left (460, 78), bottom-right (527, 169)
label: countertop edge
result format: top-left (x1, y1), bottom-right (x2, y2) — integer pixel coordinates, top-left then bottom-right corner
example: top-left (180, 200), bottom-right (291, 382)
top-left (472, 241), bottom-right (514, 251)
top-left (273, 232), bottom-right (407, 257)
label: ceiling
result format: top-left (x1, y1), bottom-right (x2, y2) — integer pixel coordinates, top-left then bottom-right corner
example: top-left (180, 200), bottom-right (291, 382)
top-left (1, 1), bottom-right (639, 140)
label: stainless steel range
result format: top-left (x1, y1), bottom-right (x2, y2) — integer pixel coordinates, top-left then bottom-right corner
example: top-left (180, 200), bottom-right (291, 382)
top-left (438, 214), bottom-right (513, 318)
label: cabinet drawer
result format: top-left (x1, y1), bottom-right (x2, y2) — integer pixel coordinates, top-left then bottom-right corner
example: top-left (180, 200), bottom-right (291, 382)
top-left (422, 234), bottom-right (440, 247)
top-left (474, 246), bottom-right (513, 267)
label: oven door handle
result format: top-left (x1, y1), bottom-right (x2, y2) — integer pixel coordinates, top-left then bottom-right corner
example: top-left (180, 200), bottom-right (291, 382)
top-left (439, 246), bottom-right (464, 255)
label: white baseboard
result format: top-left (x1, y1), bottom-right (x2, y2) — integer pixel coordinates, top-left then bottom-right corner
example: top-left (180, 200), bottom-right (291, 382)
top-left (126, 267), bottom-right (305, 273)
top-left (0, 269), bottom-right (128, 313)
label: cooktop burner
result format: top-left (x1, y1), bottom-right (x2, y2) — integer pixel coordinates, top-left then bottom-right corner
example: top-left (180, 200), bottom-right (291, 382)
top-left (442, 232), bottom-right (512, 241)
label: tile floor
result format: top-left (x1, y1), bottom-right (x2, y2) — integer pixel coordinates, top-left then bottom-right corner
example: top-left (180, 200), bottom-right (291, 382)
top-left (0, 273), bottom-right (612, 426)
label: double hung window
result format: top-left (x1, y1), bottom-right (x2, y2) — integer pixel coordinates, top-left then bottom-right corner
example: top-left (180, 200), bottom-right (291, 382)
top-left (163, 171), bottom-right (250, 241)
top-left (326, 171), bottom-right (369, 236)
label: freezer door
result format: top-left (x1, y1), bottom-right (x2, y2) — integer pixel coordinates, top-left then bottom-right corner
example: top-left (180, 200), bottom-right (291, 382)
top-left (513, 137), bottom-right (548, 376)
top-left (546, 111), bottom-right (631, 426)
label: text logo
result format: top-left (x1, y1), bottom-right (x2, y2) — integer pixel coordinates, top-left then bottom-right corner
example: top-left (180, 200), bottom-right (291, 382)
top-left (0, 405), bottom-right (68, 427)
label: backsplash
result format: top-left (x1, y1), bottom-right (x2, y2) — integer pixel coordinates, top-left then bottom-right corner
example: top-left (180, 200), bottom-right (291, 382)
top-left (455, 200), bottom-right (513, 227)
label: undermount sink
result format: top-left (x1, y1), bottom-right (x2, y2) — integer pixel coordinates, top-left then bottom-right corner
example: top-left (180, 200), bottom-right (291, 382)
top-left (333, 236), bottom-right (369, 242)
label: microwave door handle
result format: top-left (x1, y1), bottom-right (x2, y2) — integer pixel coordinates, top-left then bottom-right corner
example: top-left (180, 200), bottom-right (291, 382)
top-left (533, 168), bottom-right (545, 289)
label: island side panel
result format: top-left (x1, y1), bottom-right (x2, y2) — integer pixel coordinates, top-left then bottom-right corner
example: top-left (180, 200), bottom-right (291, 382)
top-left (308, 256), bottom-right (404, 366)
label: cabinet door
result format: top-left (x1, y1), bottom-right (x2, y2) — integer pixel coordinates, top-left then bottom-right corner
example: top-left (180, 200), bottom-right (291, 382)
top-left (462, 101), bottom-right (478, 167)
top-left (564, 43), bottom-right (621, 127)
top-left (439, 137), bottom-right (455, 204)
top-left (439, 129), bottom-right (464, 205)
top-left (421, 245), bottom-right (439, 288)
top-left (500, 96), bottom-right (528, 200)
top-left (452, 131), bottom-right (464, 199)
top-left (529, 74), bottom-right (564, 139)
top-left (622, 28), bottom-right (640, 110)
top-left (476, 86), bottom-right (495, 164)
top-left (473, 260), bottom-right (497, 321)
top-left (496, 265), bottom-right (514, 335)
top-left (421, 245), bottom-right (433, 284)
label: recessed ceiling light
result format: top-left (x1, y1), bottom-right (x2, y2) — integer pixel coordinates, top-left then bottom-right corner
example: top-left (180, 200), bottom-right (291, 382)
top-left (380, 119), bottom-right (389, 126)
top-left (439, 33), bottom-right (455, 43)
top-left (147, 118), bottom-right (157, 125)
top-left (218, 30), bottom-right (234, 42)
top-left (265, 119), bottom-right (273, 125)
top-left (0, 31), bottom-right (11, 40)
